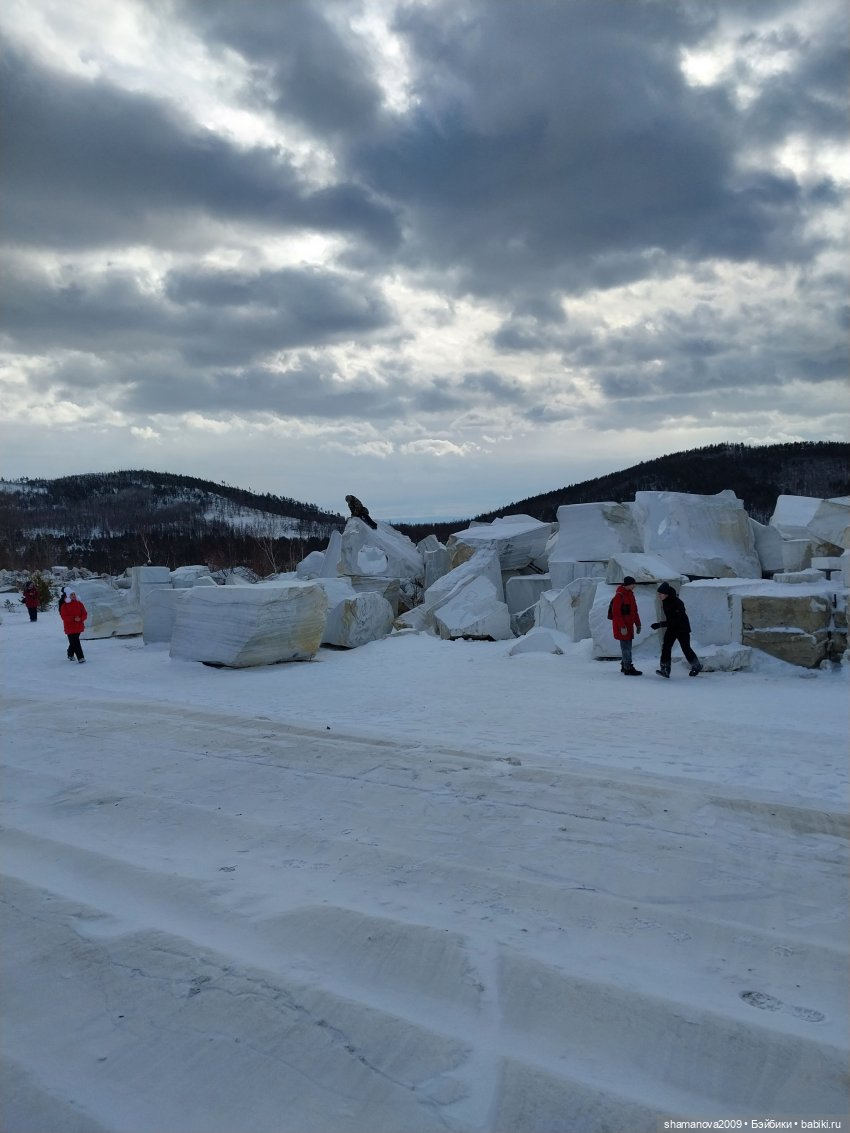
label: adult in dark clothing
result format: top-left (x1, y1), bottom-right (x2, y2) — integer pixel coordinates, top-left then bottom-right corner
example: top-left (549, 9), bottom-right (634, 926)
top-left (651, 582), bottom-right (702, 677)
top-left (22, 581), bottom-right (39, 621)
top-left (345, 494), bottom-right (378, 530)
top-left (60, 591), bottom-right (87, 663)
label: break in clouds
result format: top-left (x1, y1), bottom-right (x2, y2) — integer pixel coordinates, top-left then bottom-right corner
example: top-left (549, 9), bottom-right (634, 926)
top-left (0, 0), bottom-right (847, 512)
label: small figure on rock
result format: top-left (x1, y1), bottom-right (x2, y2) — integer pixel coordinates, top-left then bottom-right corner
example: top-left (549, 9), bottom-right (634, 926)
top-left (651, 582), bottom-right (702, 677)
top-left (60, 590), bottom-right (88, 663)
top-left (21, 579), bottom-right (39, 622)
top-left (608, 575), bottom-right (642, 675)
top-left (345, 494), bottom-right (378, 530)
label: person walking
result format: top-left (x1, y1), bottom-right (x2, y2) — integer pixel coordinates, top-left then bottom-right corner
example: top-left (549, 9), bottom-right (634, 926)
top-left (609, 576), bottom-right (643, 675)
top-left (651, 582), bottom-right (702, 677)
top-left (60, 590), bottom-right (88, 663)
top-left (22, 580), bottom-right (39, 622)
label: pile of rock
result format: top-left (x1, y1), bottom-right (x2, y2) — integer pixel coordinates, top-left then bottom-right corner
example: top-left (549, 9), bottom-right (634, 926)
top-left (24, 489), bottom-right (846, 670)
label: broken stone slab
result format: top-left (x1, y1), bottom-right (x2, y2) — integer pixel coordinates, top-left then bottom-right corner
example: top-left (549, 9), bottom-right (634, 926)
top-left (432, 575), bottom-right (512, 641)
top-left (142, 588), bottom-right (189, 644)
top-left (170, 565), bottom-right (214, 588)
top-left (295, 550), bottom-right (326, 579)
top-left (535, 577), bottom-right (599, 643)
top-left (749, 519), bottom-right (815, 574)
top-left (509, 627), bottom-right (572, 656)
top-left (632, 490), bottom-right (761, 578)
top-left (808, 496), bottom-right (850, 549)
top-left (510, 604), bottom-right (538, 638)
top-left (605, 553), bottom-right (683, 586)
top-left (771, 495), bottom-right (849, 551)
top-left (170, 583), bottom-right (328, 667)
top-left (129, 565), bottom-right (172, 607)
top-left (698, 643), bottom-right (752, 672)
top-left (505, 574), bottom-right (553, 616)
top-left (679, 579), bottom-right (768, 646)
top-left (548, 559), bottom-right (607, 590)
top-left (347, 576), bottom-right (402, 617)
top-left (396, 546), bottom-right (504, 633)
top-left (446, 514), bottom-right (555, 571)
top-left (773, 568), bottom-right (829, 584)
top-left (339, 519), bottom-right (424, 581)
top-left (738, 591), bottom-right (834, 668)
top-left (318, 529), bottom-right (344, 577)
top-left (70, 580), bottom-right (144, 639)
top-left (552, 501), bottom-right (643, 562)
top-left (417, 534), bottom-right (451, 589)
top-left (589, 583), bottom-right (660, 660)
top-left (312, 578), bottom-right (395, 648)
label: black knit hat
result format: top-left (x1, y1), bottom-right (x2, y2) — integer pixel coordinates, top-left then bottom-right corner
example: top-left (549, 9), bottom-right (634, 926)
top-left (657, 581), bottom-right (673, 594)
top-left (622, 576), bottom-right (636, 586)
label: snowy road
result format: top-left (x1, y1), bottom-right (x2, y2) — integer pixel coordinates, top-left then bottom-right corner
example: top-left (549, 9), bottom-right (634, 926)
top-left (1, 618), bottom-right (848, 1131)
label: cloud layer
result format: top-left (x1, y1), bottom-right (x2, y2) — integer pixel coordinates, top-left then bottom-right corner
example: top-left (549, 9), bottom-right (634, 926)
top-left (1, 0), bottom-right (847, 516)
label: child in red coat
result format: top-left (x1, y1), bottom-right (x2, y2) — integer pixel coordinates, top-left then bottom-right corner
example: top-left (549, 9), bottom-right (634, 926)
top-left (610, 576), bottom-right (643, 675)
top-left (60, 591), bottom-right (88, 663)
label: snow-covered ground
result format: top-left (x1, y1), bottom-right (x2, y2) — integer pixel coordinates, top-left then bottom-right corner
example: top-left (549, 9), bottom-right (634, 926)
top-left (2, 603), bottom-right (848, 1132)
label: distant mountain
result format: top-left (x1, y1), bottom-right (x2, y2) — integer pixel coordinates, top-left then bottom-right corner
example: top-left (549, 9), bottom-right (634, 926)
top-left (2, 443), bottom-right (848, 574)
top-left (0, 470), bottom-right (346, 575)
top-left (395, 441), bottom-right (850, 543)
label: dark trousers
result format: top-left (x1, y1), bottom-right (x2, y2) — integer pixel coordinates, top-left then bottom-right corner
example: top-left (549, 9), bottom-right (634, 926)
top-left (28, 608), bottom-right (37, 621)
top-left (660, 628), bottom-right (698, 667)
top-left (66, 633), bottom-right (85, 661)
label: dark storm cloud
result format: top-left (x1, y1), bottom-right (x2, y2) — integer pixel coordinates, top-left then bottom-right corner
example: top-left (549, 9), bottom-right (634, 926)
top-left (1, 258), bottom-right (393, 366)
top-left (0, 45), bottom-right (399, 251)
top-left (179, 0), bottom-right (384, 138)
top-left (341, 0), bottom-right (841, 300)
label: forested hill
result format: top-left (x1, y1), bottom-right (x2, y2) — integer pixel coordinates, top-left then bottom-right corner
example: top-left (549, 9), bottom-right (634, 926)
top-left (0, 470), bottom-right (345, 575)
top-left (480, 442), bottom-right (849, 526)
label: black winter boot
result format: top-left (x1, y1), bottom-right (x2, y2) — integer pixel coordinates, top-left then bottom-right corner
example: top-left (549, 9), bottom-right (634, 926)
top-left (688, 660), bottom-right (703, 676)
top-left (656, 663), bottom-right (671, 678)
top-left (624, 666), bottom-right (643, 676)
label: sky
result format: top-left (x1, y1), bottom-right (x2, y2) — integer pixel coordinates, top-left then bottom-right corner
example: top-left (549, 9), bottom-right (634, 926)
top-left (1, 0), bottom-right (848, 520)
top-left (2, 593), bottom-right (847, 1129)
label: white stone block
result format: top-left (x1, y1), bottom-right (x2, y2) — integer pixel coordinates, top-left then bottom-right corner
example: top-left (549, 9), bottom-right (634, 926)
top-left (809, 496), bottom-right (850, 550)
top-left (418, 535), bottom-right (451, 589)
top-left (296, 550), bottom-right (326, 579)
top-left (505, 574), bottom-right (552, 616)
top-left (446, 514), bottom-right (555, 571)
top-left (769, 494), bottom-right (821, 538)
top-left (340, 520), bottom-right (423, 581)
top-left (632, 490), bottom-right (761, 578)
top-left (433, 575), bottom-right (512, 641)
top-left (71, 580), bottom-right (144, 639)
top-left (129, 565), bottom-right (172, 607)
top-left (553, 501), bottom-right (642, 561)
top-left (170, 583), bottom-right (328, 667)
top-left (508, 627), bottom-right (571, 656)
top-left (142, 588), bottom-right (188, 644)
top-left (679, 579), bottom-right (767, 646)
top-left (536, 577), bottom-right (598, 642)
top-left (318, 529), bottom-right (343, 577)
top-left (773, 569), bottom-right (827, 584)
top-left (605, 553), bottom-right (682, 585)
top-left (317, 580), bottom-right (394, 649)
top-left (170, 565), bottom-right (213, 588)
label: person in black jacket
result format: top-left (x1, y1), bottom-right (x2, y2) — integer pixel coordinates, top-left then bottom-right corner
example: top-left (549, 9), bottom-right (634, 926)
top-left (651, 582), bottom-right (702, 677)
top-left (345, 494), bottom-right (378, 530)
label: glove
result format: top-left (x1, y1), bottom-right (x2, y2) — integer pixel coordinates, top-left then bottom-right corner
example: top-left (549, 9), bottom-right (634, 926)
top-left (635, 625), bottom-right (641, 634)
top-left (650, 622), bottom-right (660, 630)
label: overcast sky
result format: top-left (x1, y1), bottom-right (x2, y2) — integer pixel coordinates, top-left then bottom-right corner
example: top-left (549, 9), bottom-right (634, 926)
top-left (1, 0), bottom-right (847, 518)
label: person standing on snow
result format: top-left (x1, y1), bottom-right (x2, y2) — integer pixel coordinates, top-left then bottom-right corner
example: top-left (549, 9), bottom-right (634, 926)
top-left (60, 590), bottom-right (88, 663)
top-left (609, 575), bottom-right (643, 675)
top-left (21, 580), bottom-right (39, 622)
top-left (651, 582), bottom-right (702, 677)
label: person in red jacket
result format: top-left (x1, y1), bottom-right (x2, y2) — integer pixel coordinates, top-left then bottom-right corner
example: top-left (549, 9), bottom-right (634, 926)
top-left (609, 576), bottom-right (643, 675)
top-left (21, 580), bottom-right (39, 622)
top-left (60, 591), bottom-right (88, 663)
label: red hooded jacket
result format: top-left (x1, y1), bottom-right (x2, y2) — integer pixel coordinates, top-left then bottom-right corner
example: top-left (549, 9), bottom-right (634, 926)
top-left (610, 584), bottom-right (641, 641)
top-left (60, 597), bottom-right (87, 635)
